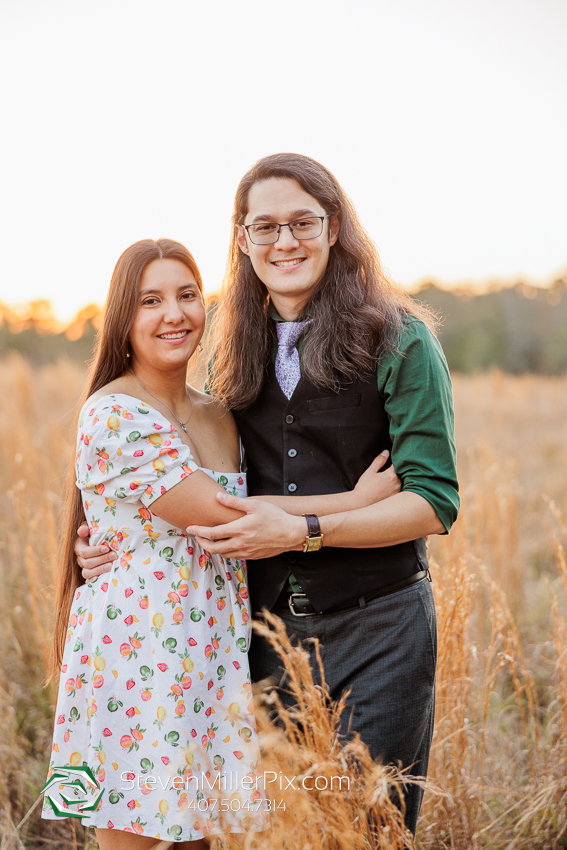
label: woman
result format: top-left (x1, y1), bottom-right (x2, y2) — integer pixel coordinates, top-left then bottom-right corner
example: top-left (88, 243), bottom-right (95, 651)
top-left (46, 238), bottom-right (400, 848)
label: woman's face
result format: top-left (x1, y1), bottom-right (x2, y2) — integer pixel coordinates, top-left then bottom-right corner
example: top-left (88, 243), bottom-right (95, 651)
top-left (129, 258), bottom-right (206, 373)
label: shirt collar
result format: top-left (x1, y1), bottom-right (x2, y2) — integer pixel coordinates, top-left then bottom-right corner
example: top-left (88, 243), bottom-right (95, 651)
top-left (269, 303), bottom-right (313, 323)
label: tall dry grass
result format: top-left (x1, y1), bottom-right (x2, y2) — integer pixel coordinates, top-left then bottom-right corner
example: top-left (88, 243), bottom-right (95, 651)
top-left (213, 613), bottom-right (414, 850)
top-left (419, 371), bottom-right (567, 849)
top-left (0, 358), bottom-right (566, 848)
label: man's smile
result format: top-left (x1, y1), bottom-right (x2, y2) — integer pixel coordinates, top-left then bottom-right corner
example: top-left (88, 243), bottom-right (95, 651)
top-left (271, 258), bottom-right (307, 268)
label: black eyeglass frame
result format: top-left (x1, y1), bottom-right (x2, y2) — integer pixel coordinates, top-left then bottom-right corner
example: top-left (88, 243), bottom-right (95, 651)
top-left (243, 214), bottom-right (332, 245)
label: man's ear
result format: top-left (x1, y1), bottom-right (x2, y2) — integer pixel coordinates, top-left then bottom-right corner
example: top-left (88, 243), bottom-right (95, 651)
top-left (235, 224), bottom-right (249, 255)
top-left (328, 213), bottom-right (340, 247)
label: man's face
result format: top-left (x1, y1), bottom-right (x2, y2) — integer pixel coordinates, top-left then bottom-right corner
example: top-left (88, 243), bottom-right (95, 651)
top-left (236, 177), bottom-right (339, 320)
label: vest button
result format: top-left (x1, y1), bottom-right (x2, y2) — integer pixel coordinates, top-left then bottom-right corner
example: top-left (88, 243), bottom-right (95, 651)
top-left (288, 448), bottom-right (297, 458)
top-left (285, 414), bottom-right (294, 424)
top-left (288, 483), bottom-right (297, 492)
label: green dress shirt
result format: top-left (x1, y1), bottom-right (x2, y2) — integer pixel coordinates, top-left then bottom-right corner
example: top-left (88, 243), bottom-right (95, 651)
top-left (208, 311), bottom-right (459, 594)
top-left (270, 311), bottom-right (459, 532)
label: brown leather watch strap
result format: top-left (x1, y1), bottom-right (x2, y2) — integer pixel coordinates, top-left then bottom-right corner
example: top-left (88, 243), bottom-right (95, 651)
top-left (303, 514), bottom-right (321, 537)
top-left (302, 514), bottom-right (323, 553)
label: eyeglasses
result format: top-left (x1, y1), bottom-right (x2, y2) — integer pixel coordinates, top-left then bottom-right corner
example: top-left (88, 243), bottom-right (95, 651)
top-left (243, 214), bottom-right (331, 245)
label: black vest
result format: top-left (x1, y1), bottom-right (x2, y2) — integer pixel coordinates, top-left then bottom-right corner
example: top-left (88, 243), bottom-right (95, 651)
top-left (232, 364), bottom-right (428, 613)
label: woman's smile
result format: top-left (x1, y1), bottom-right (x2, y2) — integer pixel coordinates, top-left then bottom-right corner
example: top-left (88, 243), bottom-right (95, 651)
top-left (157, 329), bottom-right (191, 342)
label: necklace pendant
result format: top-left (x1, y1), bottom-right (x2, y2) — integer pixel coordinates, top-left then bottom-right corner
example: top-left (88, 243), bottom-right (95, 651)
top-left (181, 424), bottom-right (188, 433)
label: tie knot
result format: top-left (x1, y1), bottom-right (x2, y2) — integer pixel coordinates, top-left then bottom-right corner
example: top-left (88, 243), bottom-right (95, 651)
top-left (276, 320), bottom-right (311, 352)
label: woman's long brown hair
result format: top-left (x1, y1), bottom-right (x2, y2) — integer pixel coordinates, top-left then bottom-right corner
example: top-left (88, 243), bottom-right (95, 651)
top-left (51, 239), bottom-right (203, 678)
top-left (208, 153), bottom-right (436, 410)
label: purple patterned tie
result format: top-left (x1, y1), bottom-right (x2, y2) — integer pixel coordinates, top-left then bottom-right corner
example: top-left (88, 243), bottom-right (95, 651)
top-left (275, 320), bottom-right (311, 399)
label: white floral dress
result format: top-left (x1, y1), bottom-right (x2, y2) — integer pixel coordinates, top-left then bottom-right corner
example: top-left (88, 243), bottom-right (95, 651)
top-left (43, 394), bottom-right (266, 842)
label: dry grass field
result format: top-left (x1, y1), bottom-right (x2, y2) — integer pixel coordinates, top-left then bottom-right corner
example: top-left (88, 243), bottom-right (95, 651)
top-left (0, 355), bottom-right (566, 849)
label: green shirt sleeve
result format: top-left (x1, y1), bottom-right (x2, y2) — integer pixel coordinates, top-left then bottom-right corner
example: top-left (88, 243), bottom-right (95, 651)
top-left (377, 317), bottom-right (459, 532)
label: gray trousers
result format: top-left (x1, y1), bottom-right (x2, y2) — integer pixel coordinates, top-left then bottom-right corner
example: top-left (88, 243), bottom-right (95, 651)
top-left (249, 578), bottom-right (437, 835)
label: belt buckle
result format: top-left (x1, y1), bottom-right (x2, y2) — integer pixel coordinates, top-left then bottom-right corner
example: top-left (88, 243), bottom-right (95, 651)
top-left (288, 592), bottom-right (316, 617)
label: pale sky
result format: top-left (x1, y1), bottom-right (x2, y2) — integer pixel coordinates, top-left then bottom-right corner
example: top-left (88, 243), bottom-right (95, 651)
top-left (1, 0), bottom-right (566, 320)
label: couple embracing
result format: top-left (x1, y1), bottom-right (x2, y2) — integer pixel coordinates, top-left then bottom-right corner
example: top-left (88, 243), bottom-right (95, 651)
top-left (45, 153), bottom-right (459, 848)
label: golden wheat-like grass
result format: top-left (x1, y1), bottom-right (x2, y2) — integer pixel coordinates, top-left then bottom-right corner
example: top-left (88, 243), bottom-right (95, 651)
top-left (218, 612), bottom-right (415, 850)
top-left (0, 357), bottom-right (566, 849)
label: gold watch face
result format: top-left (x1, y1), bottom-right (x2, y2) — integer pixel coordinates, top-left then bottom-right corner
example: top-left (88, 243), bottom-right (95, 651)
top-left (304, 534), bottom-right (323, 553)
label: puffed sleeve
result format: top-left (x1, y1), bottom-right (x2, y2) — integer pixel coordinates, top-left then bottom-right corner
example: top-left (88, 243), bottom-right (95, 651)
top-left (75, 395), bottom-right (198, 507)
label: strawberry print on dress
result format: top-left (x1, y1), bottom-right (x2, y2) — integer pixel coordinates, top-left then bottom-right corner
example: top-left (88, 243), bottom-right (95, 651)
top-left (43, 394), bottom-right (266, 842)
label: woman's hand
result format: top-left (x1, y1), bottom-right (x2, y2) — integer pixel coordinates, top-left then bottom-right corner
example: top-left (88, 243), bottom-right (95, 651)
top-left (75, 522), bottom-right (117, 581)
top-left (352, 451), bottom-right (401, 507)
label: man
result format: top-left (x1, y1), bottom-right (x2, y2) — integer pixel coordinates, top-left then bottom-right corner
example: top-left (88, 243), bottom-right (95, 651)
top-left (78, 153), bottom-right (458, 833)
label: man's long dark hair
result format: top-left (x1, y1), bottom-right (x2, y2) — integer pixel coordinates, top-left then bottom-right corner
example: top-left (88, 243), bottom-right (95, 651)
top-left (209, 153), bottom-right (435, 410)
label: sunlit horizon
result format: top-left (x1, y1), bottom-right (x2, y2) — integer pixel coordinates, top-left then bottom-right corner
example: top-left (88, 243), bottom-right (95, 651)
top-left (1, 0), bottom-right (566, 323)
top-left (2, 266), bottom-right (566, 332)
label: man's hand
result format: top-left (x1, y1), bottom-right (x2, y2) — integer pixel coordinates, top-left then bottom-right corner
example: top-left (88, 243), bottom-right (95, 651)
top-left (75, 522), bottom-right (117, 582)
top-left (187, 494), bottom-right (306, 560)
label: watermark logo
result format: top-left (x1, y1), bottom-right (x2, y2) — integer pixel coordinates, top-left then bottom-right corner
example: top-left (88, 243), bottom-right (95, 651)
top-left (42, 765), bottom-right (104, 819)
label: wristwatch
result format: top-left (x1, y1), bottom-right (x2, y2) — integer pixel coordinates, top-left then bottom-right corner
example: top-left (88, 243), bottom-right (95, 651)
top-left (302, 514), bottom-right (323, 553)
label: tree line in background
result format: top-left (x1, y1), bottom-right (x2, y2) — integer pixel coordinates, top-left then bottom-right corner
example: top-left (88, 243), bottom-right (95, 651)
top-left (416, 274), bottom-right (567, 374)
top-left (1, 274), bottom-right (566, 374)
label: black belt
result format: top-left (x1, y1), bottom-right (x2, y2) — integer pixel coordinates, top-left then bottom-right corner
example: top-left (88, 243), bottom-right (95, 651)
top-left (274, 570), bottom-right (431, 617)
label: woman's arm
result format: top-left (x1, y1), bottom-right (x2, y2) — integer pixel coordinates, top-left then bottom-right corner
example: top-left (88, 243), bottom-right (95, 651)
top-left (148, 469), bottom-right (246, 528)
top-left (75, 452), bottom-right (400, 578)
top-left (254, 450), bottom-right (400, 515)
top-left (76, 471), bottom-right (245, 582)
top-left (187, 490), bottom-right (443, 560)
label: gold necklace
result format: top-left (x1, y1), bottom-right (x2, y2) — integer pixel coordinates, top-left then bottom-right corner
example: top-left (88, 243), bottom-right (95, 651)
top-left (131, 371), bottom-right (193, 433)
